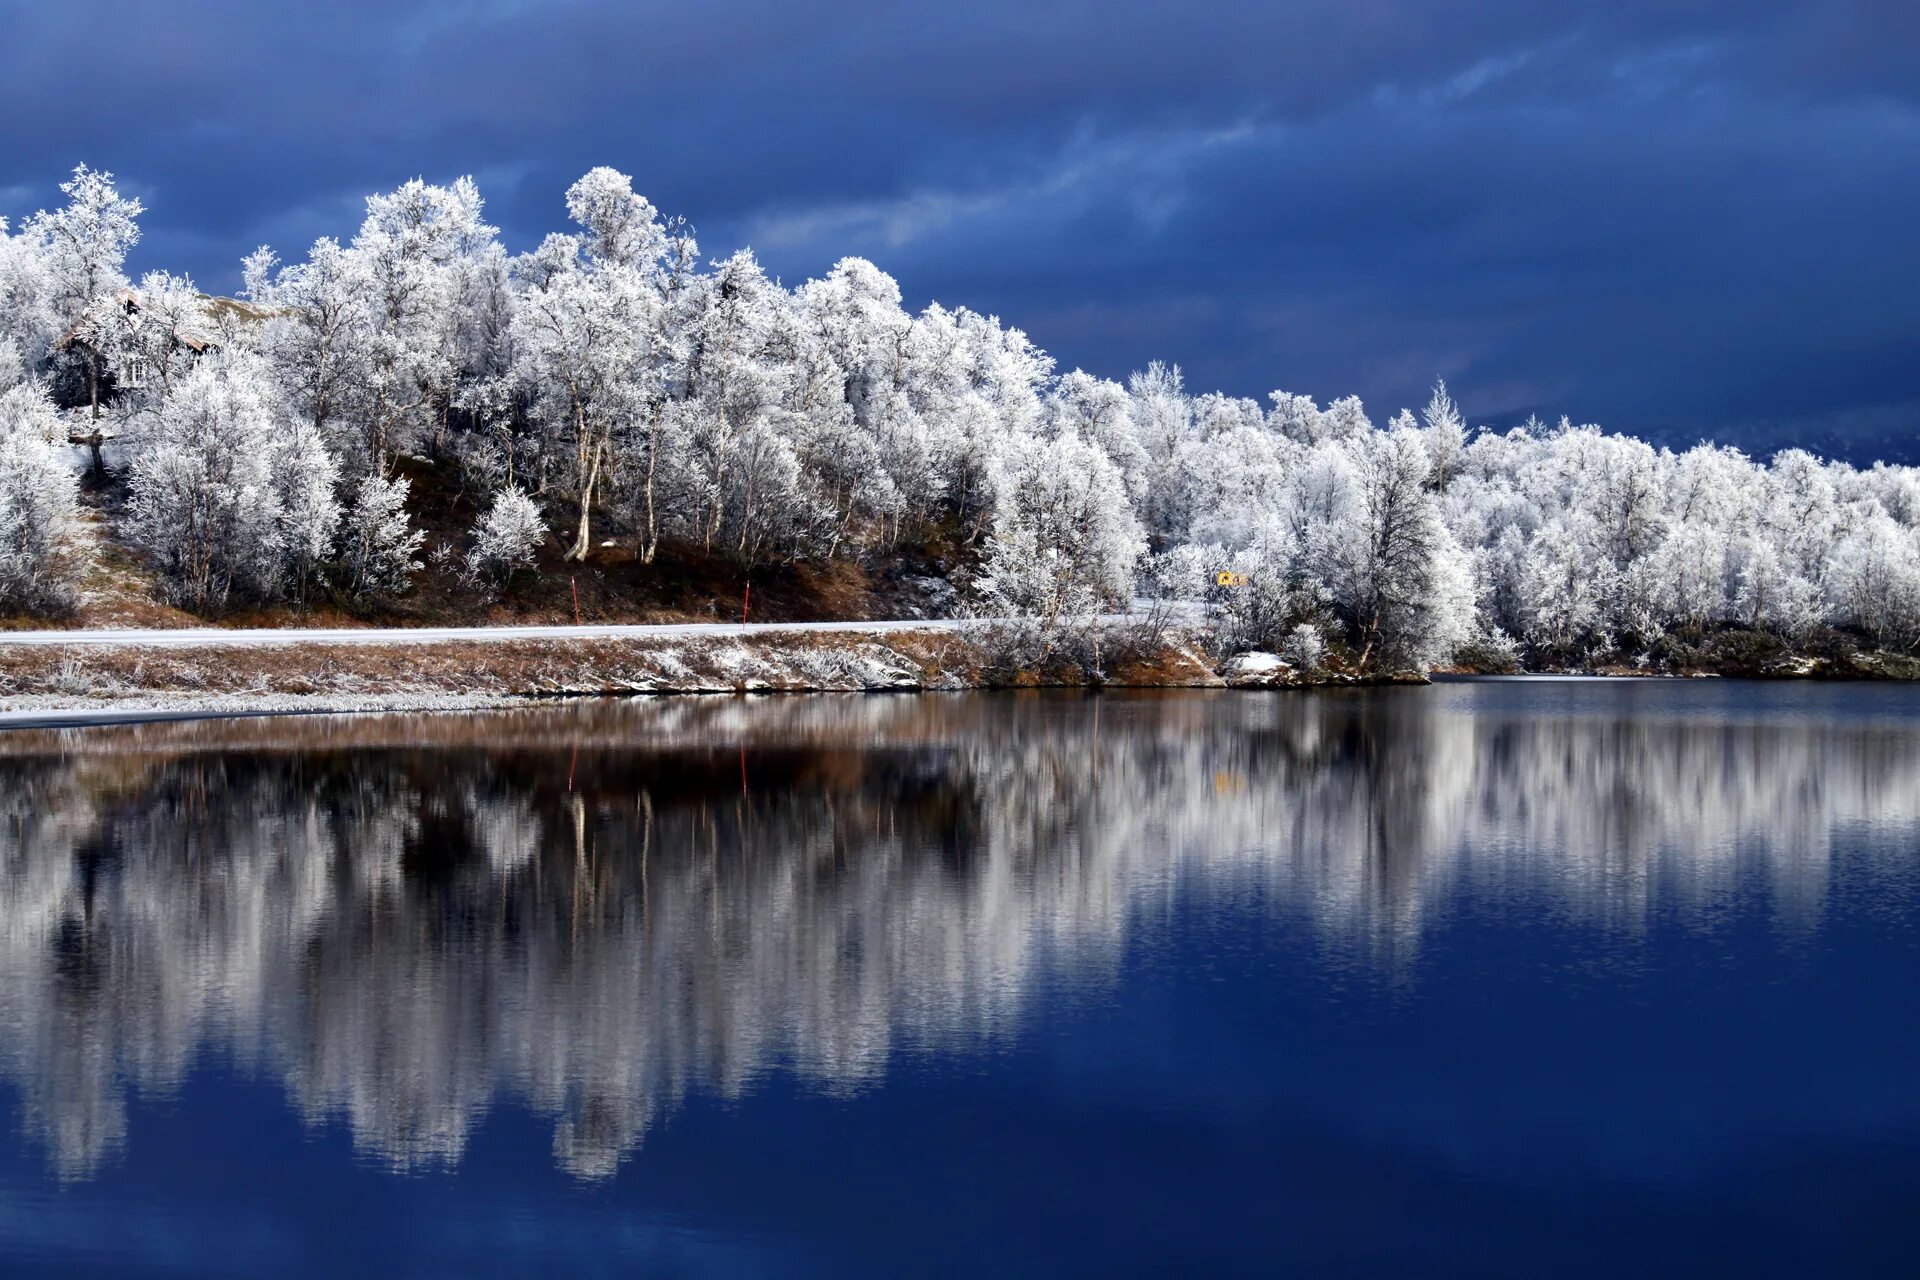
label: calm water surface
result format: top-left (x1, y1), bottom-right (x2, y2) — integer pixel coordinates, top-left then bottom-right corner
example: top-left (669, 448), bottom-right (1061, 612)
top-left (0, 683), bottom-right (1916, 1276)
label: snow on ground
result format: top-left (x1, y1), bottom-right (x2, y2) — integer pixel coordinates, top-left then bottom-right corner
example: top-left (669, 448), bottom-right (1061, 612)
top-left (0, 618), bottom-right (972, 648)
top-left (0, 691), bottom-right (523, 730)
top-left (1222, 651), bottom-right (1293, 687)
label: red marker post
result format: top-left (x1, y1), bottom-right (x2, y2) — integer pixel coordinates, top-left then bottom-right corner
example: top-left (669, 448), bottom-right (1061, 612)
top-left (742, 581), bottom-right (750, 626)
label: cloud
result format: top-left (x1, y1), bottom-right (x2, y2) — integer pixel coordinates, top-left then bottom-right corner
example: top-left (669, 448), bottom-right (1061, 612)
top-left (3, 1), bottom-right (1917, 456)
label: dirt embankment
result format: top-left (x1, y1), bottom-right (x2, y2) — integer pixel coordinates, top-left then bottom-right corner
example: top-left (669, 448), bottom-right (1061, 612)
top-left (1, 458), bottom-right (968, 636)
top-left (0, 624), bottom-right (1249, 717)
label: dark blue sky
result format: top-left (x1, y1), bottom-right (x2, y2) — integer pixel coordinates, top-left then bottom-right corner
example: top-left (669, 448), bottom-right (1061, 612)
top-left (4, 1), bottom-right (1917, 459)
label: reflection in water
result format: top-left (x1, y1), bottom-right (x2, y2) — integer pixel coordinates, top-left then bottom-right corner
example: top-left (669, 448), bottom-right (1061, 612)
top-left (0, 688), bottom-right (1915, 1181)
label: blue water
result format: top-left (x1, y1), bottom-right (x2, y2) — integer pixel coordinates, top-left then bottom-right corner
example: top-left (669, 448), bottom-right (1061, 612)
top-left (0, 685), bottom-right (1916, 1276)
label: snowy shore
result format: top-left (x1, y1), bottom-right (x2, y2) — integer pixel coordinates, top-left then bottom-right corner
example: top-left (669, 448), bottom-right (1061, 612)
top-left (0, 622), bottom-right (1249, 723)
top-left (6, 619), bottom-right (1910, 729)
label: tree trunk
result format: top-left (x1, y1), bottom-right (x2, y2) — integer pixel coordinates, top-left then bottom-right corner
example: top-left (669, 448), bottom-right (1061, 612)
top-left (737, 462), bottom-right (756, 554)
top-left (704, 480), bottom-right (724, 552)
top-left (641, 409), bottom-right (661, 564)
top-left (566, 441), bottom-right (606, 562)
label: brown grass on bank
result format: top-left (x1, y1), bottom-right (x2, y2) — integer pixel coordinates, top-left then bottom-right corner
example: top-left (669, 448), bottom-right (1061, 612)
top-left (0, 621), bottom-right (1225, 706)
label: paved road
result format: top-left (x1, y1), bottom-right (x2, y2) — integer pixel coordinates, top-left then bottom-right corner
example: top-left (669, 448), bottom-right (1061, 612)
top-left (0, 619), bottom-right (985, 649)
top-left (0, 604), bottom-right (1203, 650)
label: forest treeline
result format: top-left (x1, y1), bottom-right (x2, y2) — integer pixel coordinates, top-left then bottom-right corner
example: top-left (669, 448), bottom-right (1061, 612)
top-left (4, 164), bottom-right (1920, 671)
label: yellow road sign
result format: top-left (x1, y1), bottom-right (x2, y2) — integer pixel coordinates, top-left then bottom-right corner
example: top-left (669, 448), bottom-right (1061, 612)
top-left (1215, 571), bottom-right (1247, 588)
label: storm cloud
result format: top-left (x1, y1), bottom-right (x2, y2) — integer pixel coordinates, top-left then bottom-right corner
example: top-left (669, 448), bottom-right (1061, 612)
top-left (4, 1), bottom-right (1917, 457)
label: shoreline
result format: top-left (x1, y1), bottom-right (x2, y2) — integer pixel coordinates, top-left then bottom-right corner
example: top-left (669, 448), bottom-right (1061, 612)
top-left (0, 625), bottom-right (1223, 725)
top-left (4, 623), bottom-right (1916, 729)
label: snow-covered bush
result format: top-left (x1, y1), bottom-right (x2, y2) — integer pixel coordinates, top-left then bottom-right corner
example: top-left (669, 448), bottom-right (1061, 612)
top-left (466, 488), bottom-right (545, 587)
top-left (1282, 623), bottom-right (1325, 673)
top-left (127, 356), bottom-right (347, 611)
top-left (127, 358), bottom-right (286, 610)
top-left (1452, 626), bottom-right (1523, 674)
top-left (0, 385), bottom-right (86, 613)
top-left (340, 471), bottom-right (424, 601)
top-left (0, 338), bottom-right (27, 394)
top-left (1139, 544), bottom-right (1218, 603)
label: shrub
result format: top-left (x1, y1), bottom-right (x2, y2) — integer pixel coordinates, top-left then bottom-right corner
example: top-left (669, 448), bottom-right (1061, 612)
top-left (341, 471), bottom-right (424, 601)
top-left (466, 488), bottom-right (546, 590)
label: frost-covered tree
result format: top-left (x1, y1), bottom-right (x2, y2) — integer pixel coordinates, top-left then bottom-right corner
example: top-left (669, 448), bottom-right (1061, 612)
top-left (1332, 427), bottom-right (1457, 667)
top-left (340, 471), bottom-right (424, 601)
top-left (1828, 515), bottom-right (1920, 651)
top-left (1049, 370), bottom-right (1149, 500)
top-left (16, 159), bottom-right (1920, 661)
top-left (245, 237), bottom-right (372, 447)
top-left (127, 357), bottom-right (285, 610)
top-left (0, 217), bottom-right (57, 376)
top-left (976, 432), bottom-right (1144, 623)
top-left (1282, 622), bottom-right (1326, 673)
top-left (677, 250), bottom-right (792, 554)
top-left (347, 178), bottom-right (501, 465)
top-left (1419, 380), bottom-right (1467, 493)
top-left (510, 168), bottom-right (691, 562)
top-left (23, 166), bottom-right (143, 418)
top-left (0, 385), bottom-right (87, 613)
top-left (0, 339), bottom-right (25, 395)
top-left (271, 421), bottom-right (342, 603)
top-left (466, 488), bottom-right (545, 587)
top-left (1128, 361), bottom-right (1192, 544)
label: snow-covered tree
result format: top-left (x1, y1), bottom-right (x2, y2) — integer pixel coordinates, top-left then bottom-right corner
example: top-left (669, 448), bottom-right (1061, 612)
top-left (0, 385), bottom-right (87, 613)
top-left (678, 250), bottom-right (791, 554)
top-left (271, 420), bottom-right (342, 603)
top-left (23, 166), bottom-right (143, 418)
top-left (346, 177), bottom-right (501, 465)
top-left (1331, 426), bottom-right (1458, 667)
top-left (466, 488), bottom-right (545, 587)
top-left (976, 432), bottom-right (1144, 624)
top-left (1128, 361), bottom-right (1192, 543)
top-left (1049, 370), bottom-right (1150, 499)
top-left (510, 168), bottom-right (687, 562)
top-left (1419, 380), bottom-right (1468, 493)
top-left (1828, 515), bottom-right (1920, 651)
top-left (1282, 622), bottom-right (1325, 673)
top-left (14, 159), bottom-right (1920, 663)
top-left (127, 357), bottom-right (285, 610)
top-left (0, 217), bottom-right (57, 376)
top-left (340, 471), bottom-right (424, 601)
top-left (245, 237), bottom-right (372, 447)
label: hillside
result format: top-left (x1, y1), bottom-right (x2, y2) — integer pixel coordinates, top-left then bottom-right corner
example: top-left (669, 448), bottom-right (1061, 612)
top-left (15, 454), bottom-right (967, 633)
top-left (8, 165), bottom-right (1920, 681)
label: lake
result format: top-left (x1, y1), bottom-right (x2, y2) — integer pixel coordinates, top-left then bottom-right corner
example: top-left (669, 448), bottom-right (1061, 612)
top-left (1, 683), bottom-right (1916, 1277)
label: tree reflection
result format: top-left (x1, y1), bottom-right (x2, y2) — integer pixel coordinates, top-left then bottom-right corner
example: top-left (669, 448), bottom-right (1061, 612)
top-left (1, 689), bottom-right (1915, 1180)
